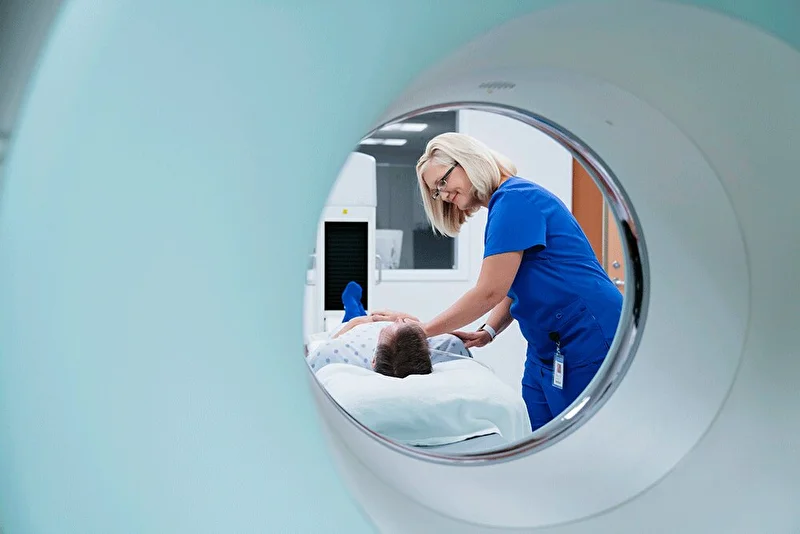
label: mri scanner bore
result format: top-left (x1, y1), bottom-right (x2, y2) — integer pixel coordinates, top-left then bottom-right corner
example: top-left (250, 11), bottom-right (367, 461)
top-left (303, 109), bottom-right (630, 454)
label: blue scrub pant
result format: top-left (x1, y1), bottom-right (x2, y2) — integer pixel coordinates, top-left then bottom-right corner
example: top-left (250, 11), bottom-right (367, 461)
top-left (522, 360), bottom-right (603, 431)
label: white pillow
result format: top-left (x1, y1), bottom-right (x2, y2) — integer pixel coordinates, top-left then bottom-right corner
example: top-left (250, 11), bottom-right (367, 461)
top-left (315, 359), bottom-right (531, 446)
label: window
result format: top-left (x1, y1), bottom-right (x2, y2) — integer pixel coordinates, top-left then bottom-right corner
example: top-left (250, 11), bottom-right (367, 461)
top-left (356, 111), bottom-right (469, 281)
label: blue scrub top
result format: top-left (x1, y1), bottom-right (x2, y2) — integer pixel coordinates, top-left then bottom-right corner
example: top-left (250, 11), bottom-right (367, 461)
top-left (483, 177), bottom-right (623, 381)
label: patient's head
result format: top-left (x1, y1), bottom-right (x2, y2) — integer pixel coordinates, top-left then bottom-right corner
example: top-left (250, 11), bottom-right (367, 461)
top-left (373, 320), bottom-right (432, 378)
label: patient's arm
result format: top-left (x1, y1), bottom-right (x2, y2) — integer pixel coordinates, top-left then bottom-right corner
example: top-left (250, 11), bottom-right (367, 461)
top-left (331, 315), bottom-right (373, 339)
top-left (367, 309), bottom-right (420, 323)
top-left (333, 309), bottom-right (421, 340)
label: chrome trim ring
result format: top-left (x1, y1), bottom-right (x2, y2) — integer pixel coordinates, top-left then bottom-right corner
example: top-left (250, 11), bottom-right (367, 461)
top-left (307, 101), bottom-right (649, 466)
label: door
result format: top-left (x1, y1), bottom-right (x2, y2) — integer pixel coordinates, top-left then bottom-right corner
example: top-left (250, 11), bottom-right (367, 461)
top-left (571, 159), bottom-right (625, 294)
top-left (571, 159), bottom-right (604, 261)
top-left (604, 203), bottom-right (626, 294)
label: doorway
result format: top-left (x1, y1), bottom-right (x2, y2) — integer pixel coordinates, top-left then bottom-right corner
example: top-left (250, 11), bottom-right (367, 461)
top-left (571, 159), bottom-right (625, 292)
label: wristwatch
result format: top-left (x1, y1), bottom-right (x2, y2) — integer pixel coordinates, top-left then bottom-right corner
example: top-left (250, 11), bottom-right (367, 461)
top-left (479, 323), bottom-right (497, 341)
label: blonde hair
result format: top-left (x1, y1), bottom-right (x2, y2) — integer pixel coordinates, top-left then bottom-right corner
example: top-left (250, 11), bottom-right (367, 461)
top-left (416, 132), bottom-right (517, 237)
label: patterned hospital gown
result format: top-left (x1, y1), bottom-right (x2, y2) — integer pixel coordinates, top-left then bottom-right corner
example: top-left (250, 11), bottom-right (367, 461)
top-left (307, 321), bottom-right (471, 373)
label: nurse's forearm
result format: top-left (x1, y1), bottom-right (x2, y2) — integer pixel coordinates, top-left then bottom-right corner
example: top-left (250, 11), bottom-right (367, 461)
top-left (486, 296), bottom-right (514, 335)
top-left (423, 287), bottom-right (503, 338)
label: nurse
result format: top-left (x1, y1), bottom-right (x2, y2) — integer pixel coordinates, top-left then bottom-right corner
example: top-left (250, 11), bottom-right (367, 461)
top-left (376, 132), bottom-right (623, 430)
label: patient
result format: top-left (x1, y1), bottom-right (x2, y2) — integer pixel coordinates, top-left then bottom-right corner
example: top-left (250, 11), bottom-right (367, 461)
top-left (372, 319), bottom-right (433, 378)
top-left (306, 282), bottom-right (472, 377)
top-left (307, 315), bottom-right (433, 378)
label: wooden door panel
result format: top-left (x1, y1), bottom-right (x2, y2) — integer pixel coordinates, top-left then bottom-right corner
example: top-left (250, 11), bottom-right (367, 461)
top-left (605, 205), bottom-right (626, 294)
top-left (571, 159), bottom-right (603, 261)
top-left (572, 158), bottom-right (625, 293)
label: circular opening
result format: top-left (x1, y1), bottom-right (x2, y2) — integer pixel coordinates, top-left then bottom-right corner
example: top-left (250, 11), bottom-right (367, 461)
top-left (303, 101), bottom-right (648, 465)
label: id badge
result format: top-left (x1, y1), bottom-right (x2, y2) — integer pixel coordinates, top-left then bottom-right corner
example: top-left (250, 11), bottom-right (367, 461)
top-left (548, 332), bottom-right (564, 389)
top-left (553, 353), bottom-right (564, 389)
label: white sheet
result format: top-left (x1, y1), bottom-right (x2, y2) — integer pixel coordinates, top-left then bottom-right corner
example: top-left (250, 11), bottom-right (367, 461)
top-left (316, 359), bottom-right (531, 446)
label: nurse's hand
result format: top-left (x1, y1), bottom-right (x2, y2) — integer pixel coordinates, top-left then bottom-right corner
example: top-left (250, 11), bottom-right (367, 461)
top-left (452, 329), bottom-right (492, 349)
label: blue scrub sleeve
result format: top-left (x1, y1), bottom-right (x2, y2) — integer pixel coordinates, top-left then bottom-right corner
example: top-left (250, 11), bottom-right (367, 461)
top-left (484, 188), bottom-right (547, 257)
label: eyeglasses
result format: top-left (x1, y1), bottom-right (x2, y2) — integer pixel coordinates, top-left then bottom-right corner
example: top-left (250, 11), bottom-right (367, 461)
top-left (431, 164), bottom-right (458, 200)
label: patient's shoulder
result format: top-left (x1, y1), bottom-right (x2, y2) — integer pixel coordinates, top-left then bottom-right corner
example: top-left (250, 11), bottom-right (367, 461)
top-left (427, 334), bottom-right (471, 357)
top-left (309, 323), bottom-right (384, 372)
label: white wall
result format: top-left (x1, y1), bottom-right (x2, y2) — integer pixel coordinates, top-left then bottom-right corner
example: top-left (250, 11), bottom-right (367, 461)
top-left (371, 110), bottom-right (572, 388)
